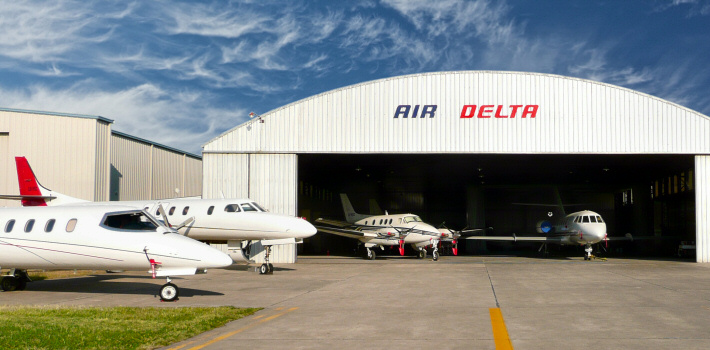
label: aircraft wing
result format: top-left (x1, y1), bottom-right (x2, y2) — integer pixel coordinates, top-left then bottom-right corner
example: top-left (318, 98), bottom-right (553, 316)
top-left (463, 234), bottom-right (566, 243)
top-left (0, 194), bottom-right (56, 201)
top-left (604, 233), bottom-right (634, 242)
top-left (315, 218), bottom-right (351, 228)
top-left (315, 218), bottom-right (394, 241)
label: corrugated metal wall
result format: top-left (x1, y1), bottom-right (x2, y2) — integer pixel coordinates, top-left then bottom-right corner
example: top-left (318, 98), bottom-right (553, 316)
top-left (110, 134), bottom-right (153, 200)
top-left (111, 133), bottom-right (202, 201)
top-left (94, 121), bottom-right (111, 201)
top-left (697, 156), bottom-right (710, 262)
top-left (203, 153), bottom-right (298, 263)
top-left (0, 110), bottom-right (102, 207)
top-left (204, 71), bottom-right (710, 154)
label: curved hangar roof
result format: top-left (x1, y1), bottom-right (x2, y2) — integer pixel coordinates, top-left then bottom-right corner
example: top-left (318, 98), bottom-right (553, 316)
top-left (205, 71), bottom-right (710, 154)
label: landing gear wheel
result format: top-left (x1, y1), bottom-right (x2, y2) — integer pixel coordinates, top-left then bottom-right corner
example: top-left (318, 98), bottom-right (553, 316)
top-left (268, 263), bottom-right (274, 274)
top-left (432, 250), bottom-right (439, 261)
top-left (366, 249), bottom-right (376, 260)
top-left (16, 278), bottom-right (27, 291)
top-left (418, 250), bottom-right (426, 259)
top-left (159, 283), bottom-right (179, 302)
top-left (1, 277), bottom-right (18, 292)
top-left (259, 263), bottom-right (269, 274)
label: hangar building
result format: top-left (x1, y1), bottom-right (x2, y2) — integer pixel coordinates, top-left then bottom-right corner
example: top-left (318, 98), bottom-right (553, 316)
top-left (203, 71), bottom-right (710, 262)
top-left (0, 108), bottom-right (202, 207)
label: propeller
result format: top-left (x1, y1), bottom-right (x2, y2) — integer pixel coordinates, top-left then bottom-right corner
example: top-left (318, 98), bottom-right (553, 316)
top-left (398, 239), bottom-right (405, 256)
top-left (156, 204), bottom-right (194, 232)
top-left (438, 223), bottom-right (462, 256)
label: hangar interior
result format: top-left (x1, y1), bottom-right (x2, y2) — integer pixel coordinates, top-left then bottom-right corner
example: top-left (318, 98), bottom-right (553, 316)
top-left (299, 153), bottom-right (695, 258)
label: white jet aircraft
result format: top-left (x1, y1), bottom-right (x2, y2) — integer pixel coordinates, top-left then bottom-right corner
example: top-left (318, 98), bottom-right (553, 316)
top-left (4, 157), bottom-right (317, 274)
top-left (0, 205), bottom-right (233, 301)
top-left (463, 190), bottom-right (632, 260)
top-left (316, 194), bottom-right (450, 261)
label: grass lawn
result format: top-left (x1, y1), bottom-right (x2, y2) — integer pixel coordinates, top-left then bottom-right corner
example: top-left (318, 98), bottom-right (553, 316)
top-left (0, 306), bottom-right (260, 349)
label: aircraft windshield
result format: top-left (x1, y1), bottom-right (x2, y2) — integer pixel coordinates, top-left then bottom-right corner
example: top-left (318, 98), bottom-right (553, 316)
top-left (103, 212), bottom-right (159, 231)
top-left (403, 216), bottom-right (423, 223)
top-left (251, 202), bottom-right (267, 212)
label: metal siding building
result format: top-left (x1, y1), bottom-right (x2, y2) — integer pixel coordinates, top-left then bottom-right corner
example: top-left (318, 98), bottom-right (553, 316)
top-left (1, 108), bottom-right (201, 208)
top-left (110, 132), bottom-right (202, 201)
top-left (203, 71), bottom-right (710, 262)
top-left (0, 108), bottom-right (112, 206)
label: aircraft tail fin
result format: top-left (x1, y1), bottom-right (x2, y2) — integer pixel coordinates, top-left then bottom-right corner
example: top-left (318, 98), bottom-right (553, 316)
top-left (340, 194), bottom-right (370, 223)
top-left (15, 157), bottom-right (86, 206)
top-left (369, 199), bottom-right (384, 215)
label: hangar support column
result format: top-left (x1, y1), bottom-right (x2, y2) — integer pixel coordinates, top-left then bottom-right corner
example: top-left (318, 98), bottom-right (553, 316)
top-left (696, 156), bottom-right (710, 262)
top-left (465, 185), bottom-right (487, 254)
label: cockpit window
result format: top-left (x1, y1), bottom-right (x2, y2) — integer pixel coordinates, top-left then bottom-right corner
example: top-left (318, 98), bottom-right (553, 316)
top-left (240, 203), bottom-right (258, 212)
top-left (224, 204), bottom-right (242, 212)
top-left (590, 216), bottom-right (597, 223)
top-left (596, 216), bottom-right (604, 223)
top-left (103, 212), bottom-right (159, 231)
top-left (582, 216), bottom-right (590, 223)
top-left (403, 216), bottom-right (423, 223)
top-left (251, 202), bottom-right (266, 212)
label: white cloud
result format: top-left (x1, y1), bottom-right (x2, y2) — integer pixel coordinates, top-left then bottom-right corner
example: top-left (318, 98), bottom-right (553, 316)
top-left (0, 83), bottom-right (245, 154)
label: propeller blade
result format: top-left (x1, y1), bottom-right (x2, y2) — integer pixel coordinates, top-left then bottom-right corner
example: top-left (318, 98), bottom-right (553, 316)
top-left (157, 204), bottom-right (171, 228)
top-left (399, 239), bottom-right (405, 256)
top-left (605, 233), bottom-right (608, 249)
top-left (175, 217), bottom-right (195, 230)
top-left (453, 240), bottom-right (458, 256)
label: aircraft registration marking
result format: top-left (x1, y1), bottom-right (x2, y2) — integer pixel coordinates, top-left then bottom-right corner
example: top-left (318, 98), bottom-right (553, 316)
top-left (490, 308), bottom-right (514, 350)
top-left (180, 307), bottom-right (299, 350)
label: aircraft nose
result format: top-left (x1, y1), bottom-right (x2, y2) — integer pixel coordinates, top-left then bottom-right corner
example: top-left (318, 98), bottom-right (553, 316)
top-left (288, 217), bottom-right (317, 239)
top-left (200, 246), bottom-right (234, 268)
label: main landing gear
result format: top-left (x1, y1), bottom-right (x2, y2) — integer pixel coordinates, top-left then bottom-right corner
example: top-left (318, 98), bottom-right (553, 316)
top-left (259, 246), bottom-right (274, 274)
top-left (159, 277), bottom-right (179, 302)
top-left (417, 249), bottom-right (426, 259)
top-left (1, 269), bottom-right (30, 292)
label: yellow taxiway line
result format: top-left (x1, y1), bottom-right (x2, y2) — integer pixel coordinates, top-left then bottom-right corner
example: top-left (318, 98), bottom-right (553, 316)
top-left (490, 308), bottom-right (514, 350)
top-left (166, 307), bottom-right (299, 350)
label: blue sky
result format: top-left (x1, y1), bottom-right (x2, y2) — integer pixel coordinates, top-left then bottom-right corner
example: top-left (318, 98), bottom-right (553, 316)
top-left (1, 0), bottom-right (709, 154)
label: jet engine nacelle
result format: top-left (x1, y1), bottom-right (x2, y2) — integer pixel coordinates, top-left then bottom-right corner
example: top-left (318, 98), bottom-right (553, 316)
top-left (536, 220), bottom-right (553, 234)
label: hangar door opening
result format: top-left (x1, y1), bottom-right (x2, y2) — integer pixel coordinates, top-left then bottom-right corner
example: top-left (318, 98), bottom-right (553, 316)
top-left (298, 154), bottom-right (695, 258)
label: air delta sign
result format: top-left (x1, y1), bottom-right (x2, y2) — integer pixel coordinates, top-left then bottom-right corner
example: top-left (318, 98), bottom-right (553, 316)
top-left (393, 104), bottom-right (539, 119)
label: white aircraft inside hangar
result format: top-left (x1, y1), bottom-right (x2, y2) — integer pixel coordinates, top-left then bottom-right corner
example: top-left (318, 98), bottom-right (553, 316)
top-left (201, 71), bottom-right (710, 262)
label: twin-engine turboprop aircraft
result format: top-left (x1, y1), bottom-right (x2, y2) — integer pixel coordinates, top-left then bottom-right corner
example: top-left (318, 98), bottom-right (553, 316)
top-left (4, 157), bottom-right (317, 274)
top-left (0, 205), bottom-right (232, 301)
top-left (316, 194), bottom-right (455, 260)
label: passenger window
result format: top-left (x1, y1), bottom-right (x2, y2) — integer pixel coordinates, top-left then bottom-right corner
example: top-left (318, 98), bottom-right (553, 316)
top-left (225, 204), bottom-right (241, 212)
top-left (379, 219), bottom-right (383, 225)
top-left (389, 219), bottom-right (393, 225)
top-left (182, 207), bottom-right (189, 215)
top-left (207, 206), bottom-right (215, 215)
top-left (240, 203), bottom-right (258, 212)
top-left (25, 219), bottom-right (35, 233)
top-left (45, 219), bottom-right (56, 232)
top-left (582, 216), bottom-right (590, 223)
top-left (169, 206), bottom-right (176, 215)
top-left (5, 219), bottom-right (15, 232)
top-left (596, 216), bottom-right (603, 223)
top-left (66, 219), bottom-right (77, 232)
